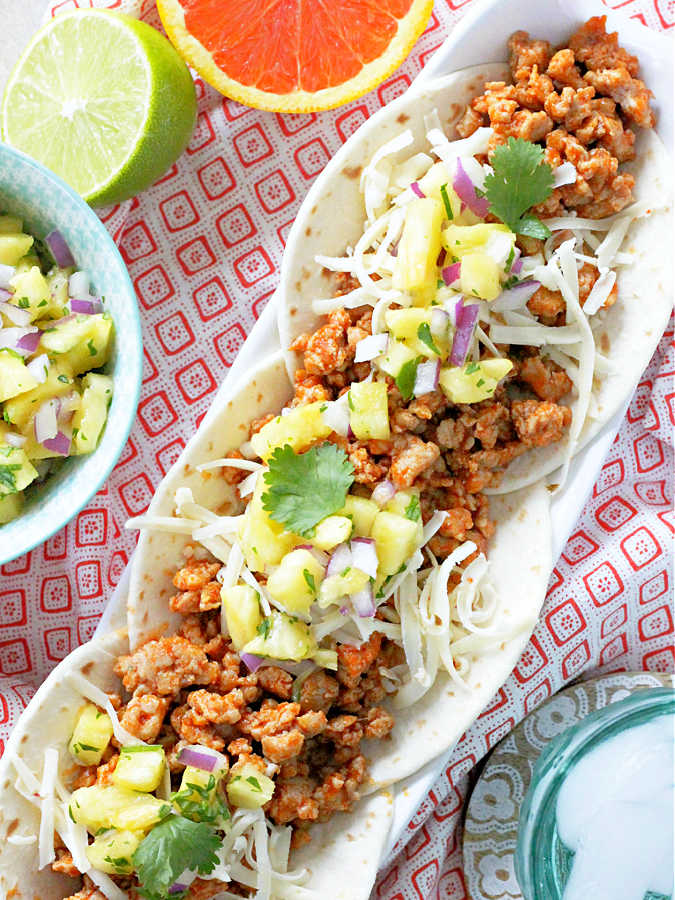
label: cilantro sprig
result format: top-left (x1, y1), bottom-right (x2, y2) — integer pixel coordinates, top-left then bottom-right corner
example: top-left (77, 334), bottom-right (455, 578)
top-left (395, 357), bottom-right (422, 402)
top-left (133, 816), bottom-right (221, 900)
top-left (171, 775), bottom-right (230, 825)
top-left (262, 443), bottom-right (354, 537)
top-left (484, 138), bottom-right (554, 240)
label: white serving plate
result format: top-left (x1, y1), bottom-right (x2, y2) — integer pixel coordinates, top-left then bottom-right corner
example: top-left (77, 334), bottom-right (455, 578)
top-left (96, 0), bottom-right (673, 868)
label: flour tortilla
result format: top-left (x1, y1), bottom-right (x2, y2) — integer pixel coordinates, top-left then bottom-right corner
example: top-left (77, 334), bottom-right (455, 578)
top-left (127, 351), bottom-right (553, 790)
top-left (0, 628), bottom-right (393, 899)
top-left (276, 66), bottom-right (673, 495)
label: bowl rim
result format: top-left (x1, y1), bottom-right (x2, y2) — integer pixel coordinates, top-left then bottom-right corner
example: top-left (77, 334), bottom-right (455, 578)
top-left (0, 141), bottom-right (143, 566)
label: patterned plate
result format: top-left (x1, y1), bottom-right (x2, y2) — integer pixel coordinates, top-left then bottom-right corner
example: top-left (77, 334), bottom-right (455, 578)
top-left (462, 671), bottom-right (674, 900)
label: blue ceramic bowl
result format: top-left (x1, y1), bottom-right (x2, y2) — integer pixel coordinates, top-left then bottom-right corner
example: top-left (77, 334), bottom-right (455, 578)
top-left (0, 143), bottom-right (142, 566)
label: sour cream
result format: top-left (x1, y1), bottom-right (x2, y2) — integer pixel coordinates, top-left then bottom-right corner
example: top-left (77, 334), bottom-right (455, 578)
top-left (556, 713), bottom-right (674, 900)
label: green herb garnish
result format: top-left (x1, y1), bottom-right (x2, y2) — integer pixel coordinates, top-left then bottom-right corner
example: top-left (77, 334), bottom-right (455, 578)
top-left (440, 183), bottom-right (453, 220)
top-left (133, 817), bottom-right (221, 900)
top-left (417, 323), bottom-right (440, 356)
top-left (404, 495), bottom-right (421, 522)
top-left (483, 137), bottom-right (554, 239)
top-left (395, 357), bottom-right (422, 402)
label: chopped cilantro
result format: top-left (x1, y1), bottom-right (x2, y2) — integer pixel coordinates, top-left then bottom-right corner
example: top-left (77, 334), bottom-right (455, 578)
top-left (72, 742), bottom-right (100, 753)
top-left (17, 297), bottom-right (30, 309)
top-left (246, 776), bottom-right (261, 792)
top-left (504, 245), bottom-right (515, 273)
top-left (395, 357), bottom-right (421, 402)
top-left (87, 339), bottom-right (97, 356)
top-left (37, 299), bottom-right (48, 307)
top-left (262, 443), bottom-right (354, 537)
top-left (483, 137), bottom-right (553, 239)
top-left (257, 617), bottom-right (272, 639)
top-left (133, 817), bottom-right (221, 900)
top-left (171, 774), bottom-right (230, 825)
top-left (340, 566), bottom-right (351, 577)
top-left (404, 495), bottom-right (421, 522)
top-left (503, 274), bottom-right (520, 290)
top-left (465, 362), bottom-right (481, 375)
top-left (477, 378), bottom-right (486, 387)
top-left (319, 403), bottom-right (328, 413)
top-left (2, 409), bottom-right (10, 424)
top-left (57, 374), bottom-right (69, 383)
top-left (0, 464), bottom-right (21, 493)
top-left (440, 183), bottom-right (453, 220)
top-left (347, 391), bottom-right (355, 411)
top-left (303, 569), bottom-right (316, 593)
top-left (416, 323), bottom-right (440, 356)
top-left (436, 279), bottom-right (445, 289)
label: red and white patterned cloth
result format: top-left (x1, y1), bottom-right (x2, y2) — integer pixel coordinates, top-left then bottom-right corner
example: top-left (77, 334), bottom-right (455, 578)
top-left (0, 1), bottom-right (672, 897)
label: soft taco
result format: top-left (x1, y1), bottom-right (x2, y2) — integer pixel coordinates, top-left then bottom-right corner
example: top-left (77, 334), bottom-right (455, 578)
top-left (278, 17), bottom-right (672, 495)
top-left (0, 629), bottom-right (394, 899)
top-left (126, 349), bottom-right (552, 804)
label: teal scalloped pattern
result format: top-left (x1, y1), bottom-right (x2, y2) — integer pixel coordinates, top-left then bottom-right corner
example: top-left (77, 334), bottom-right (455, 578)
top-left (0, 143), bottom-right (142, 565)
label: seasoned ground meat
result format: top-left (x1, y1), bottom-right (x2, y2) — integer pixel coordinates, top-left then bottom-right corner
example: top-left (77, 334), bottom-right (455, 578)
top-left (119, 691), bottom-right (170, 742)
top-left (114, 636), bottom-right (220, 696)
top-left (512, 398), bottom-right (572, 446)
top-left (64, 875), bottom-right (108, 900)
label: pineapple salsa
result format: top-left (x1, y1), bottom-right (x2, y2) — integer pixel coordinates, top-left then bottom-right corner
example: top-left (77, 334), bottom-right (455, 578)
top-left (0, 216), bottom-right (114, 524)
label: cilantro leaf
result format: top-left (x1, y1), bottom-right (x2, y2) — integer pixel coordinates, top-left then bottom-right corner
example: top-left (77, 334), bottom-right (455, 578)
top-left (262, 443), bottom-right (354, 537)
top-left (171, 775), bottom-right (230, 825)
top-left (303, 568), bottom-right (316, 593)
top-left (0, 464), bottom-right (21, 493)
top-left (133, 817), bottom-right (221, 900)
top-left (440, 183), bottom-right (453, 220)
top-left (395, 357), bottom-right (422, 402)
top-left (484, 137), bottom-right (553, 238)
top-left (404, 495), bottom-right (421, 522)
top-left (416, 323), bottom-right (440, 356)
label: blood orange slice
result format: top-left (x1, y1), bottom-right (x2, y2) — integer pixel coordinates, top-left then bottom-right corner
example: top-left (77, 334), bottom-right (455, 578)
top-left (157, 0), bottom-right (433, 112)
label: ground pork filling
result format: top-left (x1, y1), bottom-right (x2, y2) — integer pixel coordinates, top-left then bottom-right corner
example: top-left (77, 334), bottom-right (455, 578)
top-left (55, 18), bottom-right (654, 900)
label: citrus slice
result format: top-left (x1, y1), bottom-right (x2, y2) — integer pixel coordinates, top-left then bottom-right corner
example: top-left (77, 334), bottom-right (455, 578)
top-left (157, 0), bottom-right (433, 113)
top-left (2, 11), bottom-right (197, 207)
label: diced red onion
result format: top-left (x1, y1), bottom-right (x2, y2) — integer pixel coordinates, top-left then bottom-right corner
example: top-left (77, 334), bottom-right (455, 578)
top-left (44, 313), bottom-right (75, 328)
top-left (410, 181), bottom-right (425, 199)
top-left (354, 332), bottom-right (388, 363)
top-left (4, 432), bottom-right (26, 448)
top-left (491, 280), bottom-right (541, 312)
top-left (68, 271), bottom-right (89, 298)
top-left (509, 247), bottom-right (522, 275)
top-left (58, 392), bottom-right (80, 422)
top-left (430, 307), bottom-right (450, 340)
top-left (351, 585), bottom-right (376, 618)
top-left (241, 652), bottom-right (265, 673)
top-left (177, 744), bottom-right (228, 773)
top-left (441, 262), bottom-right (461, 286)
top-left (0, 265), bottom-right (14, 290)
top-left (70, 297), bottom-right (102, 315)
top-left (45, 229), bottom-right (75, 268)
top-left (339, 604), bottom-right (349, 615)
top-left (450, 299), bottom-right (479, 366)
top-left (371, 479), bottom-right (395, 507)
top-left (327, 543), bottom-right (352, 577)
top-left (26, 354), bottom-right (49, 384)
top-left (34, 399), bottom-right (59, 444)
top-left (42, 430), bottom-right (71, 456)
top-left (16, 330), bottom-right (40, 354)
top-left (453, 158), bottom-right (489, 218)
top-left (414, 359), bottom-right (440, 397)
top-left (350, 538), bottom-right (378, 579)
top-left (0, 299), bottom-right (31, 326)
top-left (169, 884), bottom-right (189, 895)
top-left (321, 399), bottom-right (350, 437)
top-left (552, 161), bottom-right (577, 188)
top-left (296, 544), bottom-right (330, 568)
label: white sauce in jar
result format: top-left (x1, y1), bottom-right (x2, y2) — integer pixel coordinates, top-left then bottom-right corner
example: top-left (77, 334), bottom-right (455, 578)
top-left (556, 713), bottom-right (674, 900)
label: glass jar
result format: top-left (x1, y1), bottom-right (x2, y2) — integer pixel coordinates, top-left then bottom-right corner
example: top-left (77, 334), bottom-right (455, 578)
top-left (515, 686), bottom-right (675, 900)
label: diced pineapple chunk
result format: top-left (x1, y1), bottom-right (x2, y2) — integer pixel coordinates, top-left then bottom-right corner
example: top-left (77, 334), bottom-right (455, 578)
top-left (0, 491), bottom-right (23, 524)
top-left (0, 215), bottom-right (23, 234)
top-left (177, 765), bottom-right (228, 822)
top-left (226, 763), bottom-right (275, 810)
top-left (179, 763), bottom-right (228, 796)
top-left (385, 491), bottom-right (423, 544)
top-left (113, 745), bottom-right (166, 793)
top-left (313, 514), bottom-right (352, 551)
top-left (250, 401), bottom-right (331, 460)
top-left (376, 339), bottom-right (418, 379)
top-left (3, 362), bottom-right (74, 428)
top-left (0, 350), bottom-right (40, 403)
top-left (0, 233), bottom-right (33, 266)
top-left (72, 372), bottom-right (113, 455)
top-left (385, 308), bottom-right (449, 359)
top-left (39, 313), bottom-right (113, 375)
top-left (46, 268), bottom-right (72, 314)
top-left (238, 478), bottom-right (298, 570)
top-left (0, 445), bottom-right (38, 497)
top-left (69, 785), bottom-right (165, 834)
top-left (340, 495), bottom-right (378, 537)
top-left (348, 381), bottom-right (390, 440)
top-left (241, 610), bottom-right (317, 661)
top-left (8, 266), bottom-right (50, 322)
top-left (318, 568), bottom-right (370, 607)
top-left (439, 358), bottom-right (514, 404)
top-left (459, 252), bottom-right (501, 302)
top-left (267, 548), bottom-right (324, 615)
top-left (68, 703), bottom-right (113, 766)
top-left (86, 829), bottom-right (141, 875)
top-left (221, 584), bottom-right (262, 650)
top-left (371, 511), bottom-right (420, 576)
top-left (416, 164), bottom-right (481, 225)
top-left (442, 223), bottom-right (514, 257)
top-left (393, 198), bottom-right (444, 299)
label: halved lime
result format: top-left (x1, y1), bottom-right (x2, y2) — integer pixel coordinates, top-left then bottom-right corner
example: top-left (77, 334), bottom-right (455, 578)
top-left (2, 10), bottom-right (197, 206)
